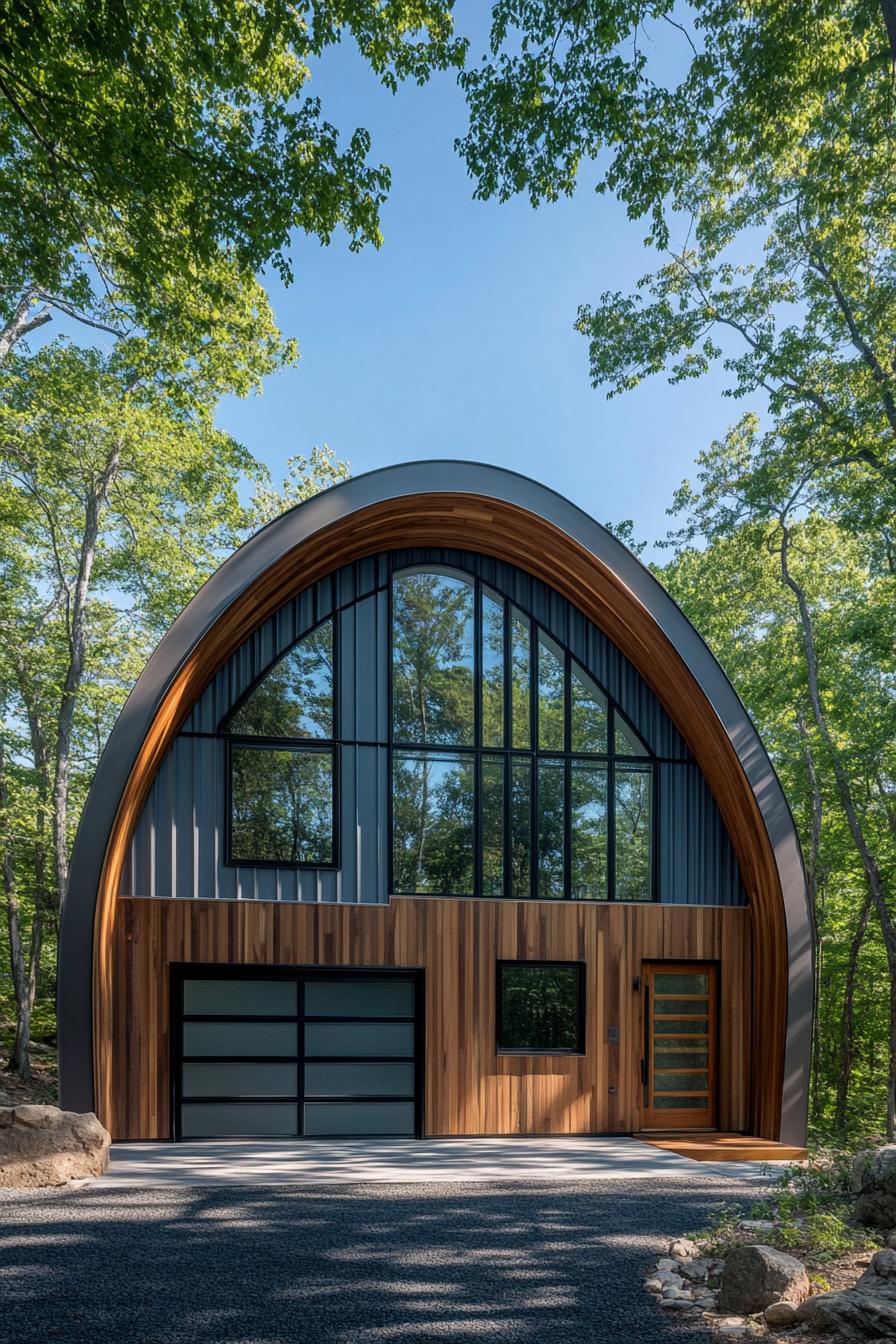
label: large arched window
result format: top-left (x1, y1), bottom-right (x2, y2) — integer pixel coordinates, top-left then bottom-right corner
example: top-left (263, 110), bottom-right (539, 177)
top-left (221, 619), bottom-right (336, 866)
top-left (390, 567), bottom-right (654, 901)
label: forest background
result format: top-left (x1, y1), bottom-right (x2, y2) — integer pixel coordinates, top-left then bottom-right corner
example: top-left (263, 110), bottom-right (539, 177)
top-left (1, 0), bottom-right (894, 1142)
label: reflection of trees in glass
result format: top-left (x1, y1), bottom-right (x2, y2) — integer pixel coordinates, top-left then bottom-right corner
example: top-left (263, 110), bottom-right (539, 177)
top-left (392, 571), bottom-right (474, 746)
top-left (510, 608), bottom-right (531, 748)
top-left (571, 763), bottom-right (608, 899)
top-left (615, 765), bottom-right (651, 900)
top-left (229, 621), bottom-right (333, 739)
top-left (230, 747), bottom-right (333, 863)
top-left (499, 965), bottom-right (580, 1051)
top-left (537, 633), bottom-right (564, 750)
top-left (615, 714), bottom-right (649, 757)
top-left (387, 566), bottom-right (654, 903)
top-left (482, 758), bottom-right (504, 896)
top-left (510, 760), bottom-right (531, 897)
top-left (481, 590), bottom-right (505, 747)
top-left (392, 752), bottom-right (474, 893)
top-left (571, 664), bottom-right (607, 753)
top-left (537, 759), bottom-right (564, 898)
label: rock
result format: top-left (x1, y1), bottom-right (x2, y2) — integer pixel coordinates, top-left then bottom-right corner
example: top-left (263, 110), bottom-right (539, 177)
top-left (764, 1300), bottom-right (799, 1326)
top-left (658, 1298), bottom-right (697, 1311)
top-left (718, 1244), bottom-right (810, 1315)
top-left (885, 1229), bottom-right (896, 1250)
top-left (670, 1237), bottom-right (700, 1260)
top-left (0, 1105), bottom-right (110, 1187)
top-left (718, 1326), bottom-right (747, 1339)
top-left (851, 1145), bottom-right (896, 1228)
top-left (655, 1270), bottom-right (684, 1286)
top-left (643, 1278), bottom-right (663, 1294)
top-left (656, 1257), bottom-right (679, 1270)
top-left (796, 1248), bottom-right (896, 1339)
top-left (680, 1257), bottom-right (710, 1281)
top-left (739, 1218), bottom-right (777, 1233)
top-left (695, 1296), bottom-right (717, 1311)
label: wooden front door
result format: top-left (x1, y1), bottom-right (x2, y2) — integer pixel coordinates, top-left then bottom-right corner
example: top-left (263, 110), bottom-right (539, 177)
top-left (641, 962), bottom-right (717, 1130)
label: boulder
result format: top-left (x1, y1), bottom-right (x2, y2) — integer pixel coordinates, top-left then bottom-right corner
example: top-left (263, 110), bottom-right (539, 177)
top-left (0, 1105), bottom-right (110, 1187)
top-left (717, 1244), bottom-right (809, 1315)
top-left (669, 1237), bottom-right (700, 1260)
top-left (796, 1248), bottom-right (896, 1339)
top-left (851, 1146), bottom-right (896, 1228)
top-left (764, 1300), bottom-right (799, 1326)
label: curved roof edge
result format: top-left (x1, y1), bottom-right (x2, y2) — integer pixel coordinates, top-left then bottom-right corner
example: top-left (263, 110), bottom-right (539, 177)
top-left (59, 460), bottom-right (812, 1143)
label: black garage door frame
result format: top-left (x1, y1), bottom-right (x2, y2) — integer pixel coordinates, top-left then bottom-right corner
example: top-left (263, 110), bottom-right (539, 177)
top-left (170, 963), bottom-right (425, 1141)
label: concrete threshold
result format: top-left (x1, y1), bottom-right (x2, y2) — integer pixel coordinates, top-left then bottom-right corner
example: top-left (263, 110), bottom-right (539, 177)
top-left (96, 1135), bottom-right (783, 1188)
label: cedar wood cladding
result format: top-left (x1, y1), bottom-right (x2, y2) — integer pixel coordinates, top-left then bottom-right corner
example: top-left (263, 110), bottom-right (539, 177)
top-left (111, 897), bottom-right (750, 1140)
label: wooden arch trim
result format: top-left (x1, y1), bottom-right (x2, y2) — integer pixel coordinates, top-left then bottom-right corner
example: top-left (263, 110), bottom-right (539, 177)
top-left (58, 463), bottom-right (812, 1144)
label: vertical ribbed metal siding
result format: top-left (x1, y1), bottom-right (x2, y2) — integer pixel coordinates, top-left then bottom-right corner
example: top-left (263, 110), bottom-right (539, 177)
top-left (121, 547), bottom-right (745, 906)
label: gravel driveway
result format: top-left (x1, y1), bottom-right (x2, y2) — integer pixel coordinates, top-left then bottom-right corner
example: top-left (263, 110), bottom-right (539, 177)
top-left (1, 1174), bottom-right (757, 1343)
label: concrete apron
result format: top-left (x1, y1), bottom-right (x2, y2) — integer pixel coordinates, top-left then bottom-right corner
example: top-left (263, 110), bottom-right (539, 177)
top-left (97, 1135), bottom-right (786, 1187)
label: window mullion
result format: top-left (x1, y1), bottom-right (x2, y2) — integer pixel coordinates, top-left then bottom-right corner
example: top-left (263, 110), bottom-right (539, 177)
top-left (529, 617), bottom-right (537, 901)
top-left (608, 705), bottom-right (616, 901)
top-left (564, 652), bottom-right (572, 901)
top-left (474, 581), bottom-right (482, 897)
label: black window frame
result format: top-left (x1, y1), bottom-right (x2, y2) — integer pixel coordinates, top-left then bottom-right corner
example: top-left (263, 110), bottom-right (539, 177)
top-left (496, 959), bottom-right (586, 1056)
top-left (219, 614), bottom-right (340, 871)
top-left (388, 564), bottom-right (657, 903)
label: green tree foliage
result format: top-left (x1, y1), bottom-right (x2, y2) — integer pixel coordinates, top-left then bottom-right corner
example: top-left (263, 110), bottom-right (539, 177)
top-left (0, 0), bottom-right (465, 374)
top-left (460, 0), bottom-right (896, 1135)
top-left (0, 336), bottom-right (348, 1076)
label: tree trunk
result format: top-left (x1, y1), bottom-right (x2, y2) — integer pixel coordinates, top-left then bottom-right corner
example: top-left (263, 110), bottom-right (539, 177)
top-left (52, 443), bottom-right (122, 912)
top-left (0, 290), bottom-right (52, 361)
top-left (834, 890), bottom-right (873, 1131)
top-left (0, 744), bottom-right (42, 1078)
top-left (795, 707), bottom-right (825, 1124)
top-left (779, 523), bottom-right (896, 1139)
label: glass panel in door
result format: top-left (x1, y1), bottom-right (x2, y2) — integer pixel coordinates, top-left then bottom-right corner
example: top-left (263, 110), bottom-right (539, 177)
top-left (642, 963), bottom-right (716, 1129)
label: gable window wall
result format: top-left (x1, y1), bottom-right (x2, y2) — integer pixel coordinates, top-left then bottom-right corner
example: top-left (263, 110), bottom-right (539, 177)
top-left (390, 566), bottom-right (654, 901)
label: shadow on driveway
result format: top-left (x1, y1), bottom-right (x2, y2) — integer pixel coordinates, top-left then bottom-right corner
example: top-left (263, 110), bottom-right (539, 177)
top-left (0, 1175), bottom-right (755, 1343)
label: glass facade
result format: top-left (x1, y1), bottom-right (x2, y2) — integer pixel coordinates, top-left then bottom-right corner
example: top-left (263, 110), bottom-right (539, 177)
top-left (390, 566), bottom-right (653, 901)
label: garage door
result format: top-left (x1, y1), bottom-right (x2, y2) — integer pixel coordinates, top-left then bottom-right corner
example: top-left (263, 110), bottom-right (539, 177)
top-left (173, 969), bottom-right (422, 1139)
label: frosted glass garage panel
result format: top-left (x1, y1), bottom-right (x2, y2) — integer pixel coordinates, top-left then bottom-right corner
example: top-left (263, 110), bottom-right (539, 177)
top-left (182, 1062), bottom-right (297, 1098)
top-left (183, 1021), bottom-right (298, 1056)
top-left (183, 979), bottom-right (297, 1016)
top-left (304, 980), bottom-right (415, 1018)
top-left (305, 1022), bottom-right (415, 1057)
top-left (304, 1062), bottom-right (415, 1098)
top-left (303, 1102), bottom-right (416, 1136)
top-left (180, 1103), bottom-right (298, 1136)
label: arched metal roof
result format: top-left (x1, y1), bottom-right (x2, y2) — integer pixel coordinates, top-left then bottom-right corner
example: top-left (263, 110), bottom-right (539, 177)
top-left (59, 461), bottom-right (812, 1143)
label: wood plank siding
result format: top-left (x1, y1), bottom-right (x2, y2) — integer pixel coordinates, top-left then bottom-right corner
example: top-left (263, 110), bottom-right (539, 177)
top-left (108, 896), bottom-right (751, 1141)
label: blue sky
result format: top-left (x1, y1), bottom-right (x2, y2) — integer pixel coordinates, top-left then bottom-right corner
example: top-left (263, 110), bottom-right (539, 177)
top-left (214, 8), bottom-right (739, 560)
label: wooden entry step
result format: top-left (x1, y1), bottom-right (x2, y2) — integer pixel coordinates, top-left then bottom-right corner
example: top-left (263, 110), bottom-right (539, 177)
top-left (635, 1131), bottom-right (807, 1162)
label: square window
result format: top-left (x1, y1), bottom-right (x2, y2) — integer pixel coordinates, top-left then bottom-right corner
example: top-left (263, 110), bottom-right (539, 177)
top-left (497, 961), bottom-right (584, 1054)
top-left (229, 744), bottom-right (334, 865)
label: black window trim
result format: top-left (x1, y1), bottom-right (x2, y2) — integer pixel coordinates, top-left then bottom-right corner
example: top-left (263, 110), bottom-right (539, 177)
top-left (220, 613), bottom-right (340, 871)
top-left (389, 562), bottom-right (657, 904)
top-left (496, 959), bottom-right (586, 1056)
top-left (224, 738), bottom-right (340, 871)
